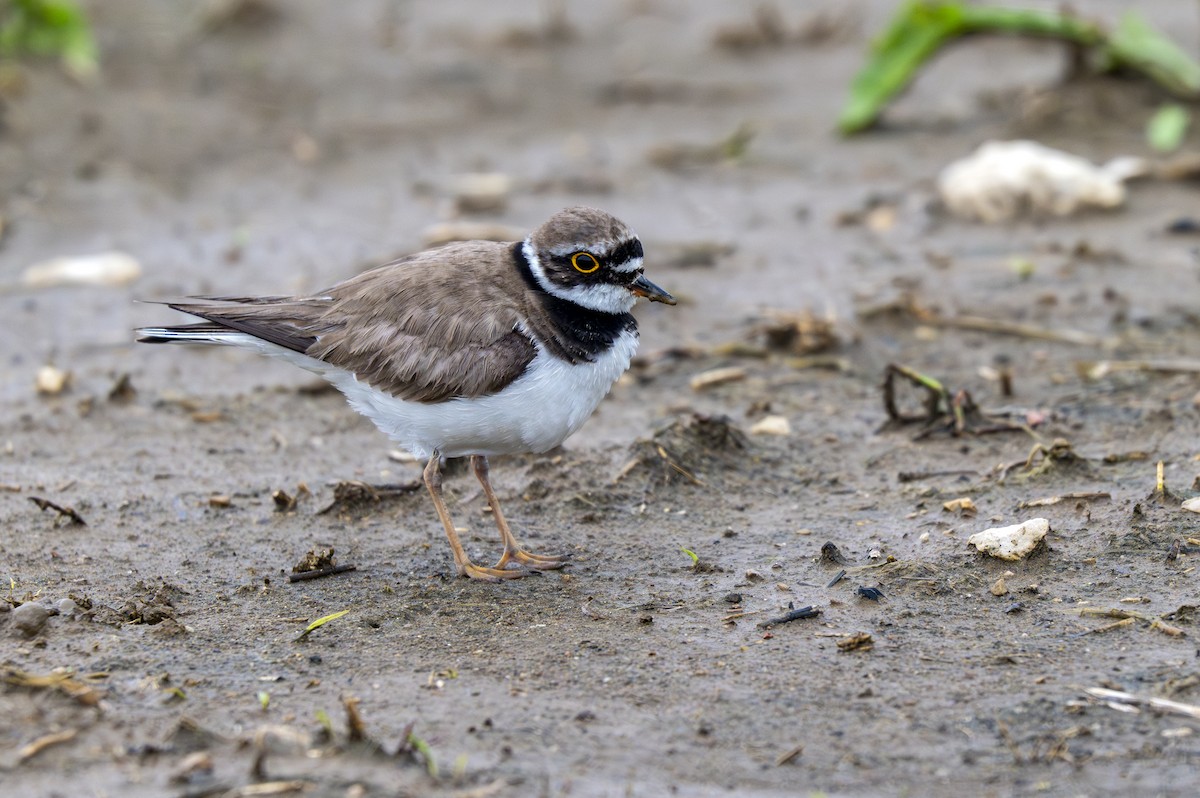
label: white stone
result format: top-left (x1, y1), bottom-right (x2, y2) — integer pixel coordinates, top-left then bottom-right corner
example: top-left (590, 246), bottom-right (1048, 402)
top-left (749, 415), bottom-right (791, 436)
top-left (967, 518), bottom-right (1050, 560)
top-left (22, 251), bottom-right (142, 288)
top-left (938, 140), bottom-right (1143, 223)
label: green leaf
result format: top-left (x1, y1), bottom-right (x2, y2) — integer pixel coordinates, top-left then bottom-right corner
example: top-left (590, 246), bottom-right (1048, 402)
top-left (407, 730), bottom-right (438, 778)
top-left (1146, 103), bottom-right (1190, 152)
top-left (839, 3), bottom-right (1199, 135)
top-left (0, 0), bottom-right (97, 78)
top-left (680, 547), bottom-right (699, 565)
top-left (295, 609), bottom-right (350, 642)
top-left (1106, 12), bottom-right (1200, 97)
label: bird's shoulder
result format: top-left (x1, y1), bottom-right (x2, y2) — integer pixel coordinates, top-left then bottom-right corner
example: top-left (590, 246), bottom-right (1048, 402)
top-left (310, 240), bottom-right (540, 403)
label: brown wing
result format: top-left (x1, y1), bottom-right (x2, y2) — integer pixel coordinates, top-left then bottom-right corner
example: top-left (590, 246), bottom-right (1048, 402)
top-left (168, 241), bottom-right (538, 404)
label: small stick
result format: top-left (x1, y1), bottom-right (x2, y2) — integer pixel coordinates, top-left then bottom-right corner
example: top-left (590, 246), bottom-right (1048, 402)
top-left (28, 496), bottom-right (86, 525)
top-left (1020, 492), bottom-right (1111, 508)
top-left (897, 469), bottom-right (979, 482)
top-left (287, 564), bottom-right (357, 583)
top-left (926, 314), bottom-right (1101, 346)
top-left (775, 744), bottom-right (804, 766)
top-left (721, 609), bottom-right (764, 622)
top-left (17, 729), bottom-right (78, 763)
top-left (1072, 617), bottom-right (1136, 637)
top-left (1084, 688), bottom-right (1200, 720)
top-left (757, 606), bottom-right (820, 628)
top-left (344, 695), bottom-right (367, 743)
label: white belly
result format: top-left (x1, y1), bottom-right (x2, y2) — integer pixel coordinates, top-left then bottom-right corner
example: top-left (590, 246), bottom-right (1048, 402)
top-left (326, 329), bottom-right (638, 459)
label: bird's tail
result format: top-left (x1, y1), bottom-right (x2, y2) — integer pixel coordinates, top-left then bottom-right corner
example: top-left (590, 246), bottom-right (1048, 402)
top-left (136, 322), bottom-right (248, 345)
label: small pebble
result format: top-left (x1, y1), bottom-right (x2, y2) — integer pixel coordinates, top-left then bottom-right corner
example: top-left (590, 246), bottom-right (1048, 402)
top-left (749, 415), bottom-right (791, 436)
top-left (36, 365), bottom-right (71, 395)
top-left (12, 600), bottom-right (56, 636)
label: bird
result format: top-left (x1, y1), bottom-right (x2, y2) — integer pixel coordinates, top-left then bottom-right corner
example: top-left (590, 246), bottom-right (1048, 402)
top-left (138, 206), bottom-right (675, 581)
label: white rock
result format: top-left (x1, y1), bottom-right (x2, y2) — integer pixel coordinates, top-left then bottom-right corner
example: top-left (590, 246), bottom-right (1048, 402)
top-left (967, 518), bottom-right (1050, 561)
top-left (1181, 497), bottom-right (1200, 514)
top-left (749, 415), bottom-right (791, 436)
top-left (938, 141), bottom-right (1143, 222)
top-left (22, 251), bottom-right (142, 288)
top-left (35, 365), bottom-right (71, 395)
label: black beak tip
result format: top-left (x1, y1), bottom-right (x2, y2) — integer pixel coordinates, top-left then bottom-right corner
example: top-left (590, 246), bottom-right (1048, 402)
top-left (631, 274), bottom-right (676, 306)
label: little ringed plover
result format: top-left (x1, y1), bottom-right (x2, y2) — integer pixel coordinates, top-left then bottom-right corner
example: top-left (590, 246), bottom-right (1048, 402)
top-left (138, 206), bottom-right (675, 581)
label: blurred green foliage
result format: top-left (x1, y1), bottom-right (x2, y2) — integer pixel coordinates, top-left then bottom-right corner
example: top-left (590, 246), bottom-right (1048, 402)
top-left (1146, 103), bottom-right (1190, 153)
top-left (0, 0), bottom-right (97, 79)
top-left (840, 2), bottom-right (1200, 135)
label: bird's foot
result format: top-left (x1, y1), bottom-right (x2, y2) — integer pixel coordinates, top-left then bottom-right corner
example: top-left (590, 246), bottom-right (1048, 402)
top-left (494, 547), bottom-right (569, 571)
top-left (459, 561), bottom-right (530, 581)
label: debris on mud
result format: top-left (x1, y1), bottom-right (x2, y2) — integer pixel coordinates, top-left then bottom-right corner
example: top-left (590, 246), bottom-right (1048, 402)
top-left (756, 604), bottom-right (820, 628)
top-left (116, 580), bottom-right (188, 634)
top-left (293, 547), bottom-right (336, 572)
top-left (837, 632), bottom-right (874, 652)
top-left (861, 295), bottom-right (1102, 346)
top-left (27, 496), bottom-right (86, 526)
top-left (1075, 607), bottom-right (1188, 638)
top-left (2, 667), bottom-right (105, 706)
top-left (616, 413), bottom-right (749, 488)
top-left (13, 729), bottom-right (79, 765)
top-left (106, 373), bottom-right (136, 403)
top-left (289, 548), bottom-right (356, 583)
top-left (1083, 687), bottom-right (1200, 720)
top-left (755, 309), bottom-right (841, 356)
top-left (272, 483), bottom-right (311, 512)
top-left (942, 496), bottom-right (977, 516)
top-left (317, 479), bottom-right (421, 516)
top-left (882, 363), bottom-right (1027, 438)
top-left (998, 438), bottom-right (1089, 482)
top-left (856, 586), bottom-right (885, 601)
top-left (689, 365), bottom-right (746, 392)
top-left (1019, 491), bottom-right (1110, 508)
top-left (968, 518), bottom-right (1050, 561)
top-left (819, 542), bottom-right (848, 566)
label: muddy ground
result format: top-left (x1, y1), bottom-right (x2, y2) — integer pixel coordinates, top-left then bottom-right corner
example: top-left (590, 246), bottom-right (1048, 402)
top-left (3, 1), bottom-right (1200, 796)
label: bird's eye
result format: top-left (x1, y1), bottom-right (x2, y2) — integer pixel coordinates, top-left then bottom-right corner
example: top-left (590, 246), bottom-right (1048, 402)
top-left (570, 252), bottom-right (601, 274)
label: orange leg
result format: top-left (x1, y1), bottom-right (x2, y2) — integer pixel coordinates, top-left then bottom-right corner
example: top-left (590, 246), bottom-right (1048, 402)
top-left (471, 455), bottom-right (568, 571)
top-left (423, 453), bottom-right (523, 581)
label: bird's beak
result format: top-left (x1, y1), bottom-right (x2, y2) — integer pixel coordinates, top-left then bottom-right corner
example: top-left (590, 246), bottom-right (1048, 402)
top-left (630, 274), bottom-right (676, 305)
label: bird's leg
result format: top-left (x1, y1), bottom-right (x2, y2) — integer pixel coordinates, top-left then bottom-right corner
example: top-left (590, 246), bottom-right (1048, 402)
top-left (471, 454), bottom-right (568, 570)
top-left (423, 453), bottom-right (523, 581)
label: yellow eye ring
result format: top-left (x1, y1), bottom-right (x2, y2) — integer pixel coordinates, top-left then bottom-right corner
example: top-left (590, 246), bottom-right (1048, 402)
top-left (571, 252), bottom-right (601, 274)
